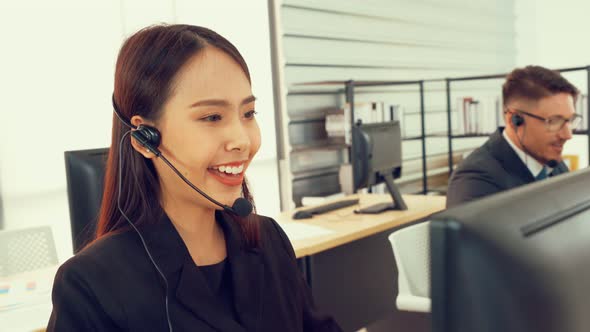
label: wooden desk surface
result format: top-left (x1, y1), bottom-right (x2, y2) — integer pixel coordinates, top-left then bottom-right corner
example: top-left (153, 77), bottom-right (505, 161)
top-left (1, 266), bottom-right (57, 332)
top-left (276, 194), bottom-right (446, 258)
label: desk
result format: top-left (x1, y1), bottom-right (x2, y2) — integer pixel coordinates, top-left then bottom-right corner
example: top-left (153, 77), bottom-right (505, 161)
top-left (277, 194), bottom-right (445, 332)
top-left (277, 194), bottom-right (445, 258)
top-left (0, 266), bottom-right (57, 332)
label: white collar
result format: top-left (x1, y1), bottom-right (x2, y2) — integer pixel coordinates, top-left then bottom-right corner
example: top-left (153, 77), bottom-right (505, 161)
top-left (502, 129), bottom-right (553, 178)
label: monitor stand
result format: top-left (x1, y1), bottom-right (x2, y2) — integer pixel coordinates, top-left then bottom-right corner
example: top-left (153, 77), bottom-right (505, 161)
top-left (354, 172), bottom-right (408, 214)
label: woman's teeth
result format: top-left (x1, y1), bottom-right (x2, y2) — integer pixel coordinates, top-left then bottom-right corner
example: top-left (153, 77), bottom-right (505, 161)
top-left (212, 164), bottom-right (244, 175)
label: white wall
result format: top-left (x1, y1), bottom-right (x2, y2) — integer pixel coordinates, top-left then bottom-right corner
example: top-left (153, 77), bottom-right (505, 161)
top-left (515, 0), bottom-right (589, 167)
top-left (0, 0), bottom-right (280, 262)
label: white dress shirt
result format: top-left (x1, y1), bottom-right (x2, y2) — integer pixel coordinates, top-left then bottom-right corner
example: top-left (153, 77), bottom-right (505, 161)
top-left (502, 129), bottom-right (552, 178)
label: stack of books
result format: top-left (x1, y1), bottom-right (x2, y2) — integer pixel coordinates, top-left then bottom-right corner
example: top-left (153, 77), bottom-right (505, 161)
top-left (326, 102), bottom-right (404, 145)
top-left (455, 96), bottom-right (502, 135)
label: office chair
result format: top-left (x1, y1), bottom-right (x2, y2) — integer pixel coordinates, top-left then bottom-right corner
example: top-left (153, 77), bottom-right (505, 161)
top-left (0, 226), bottom-right (58, 277)
top-left (64, 148), bottom-right (108, 252)
top-left (388, 221), bottom-right (431, 312)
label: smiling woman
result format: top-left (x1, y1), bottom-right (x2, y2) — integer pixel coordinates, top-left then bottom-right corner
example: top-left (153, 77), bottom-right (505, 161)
top-left (46, 24), bottom-right (342, 332)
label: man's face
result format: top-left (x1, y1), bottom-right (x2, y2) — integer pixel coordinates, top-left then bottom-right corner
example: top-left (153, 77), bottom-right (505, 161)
top-left (508, 93), bottom-right (576, 164)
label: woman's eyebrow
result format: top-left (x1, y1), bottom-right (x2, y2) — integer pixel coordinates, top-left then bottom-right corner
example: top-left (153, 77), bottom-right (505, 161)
top-left (188, 95), bottom-right (256, 109)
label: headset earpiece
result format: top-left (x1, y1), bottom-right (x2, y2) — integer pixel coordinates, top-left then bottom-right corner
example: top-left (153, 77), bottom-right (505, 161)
top-left (131, 125), bottom-right (162, 156)
top-left (134, 125), bottom-right (161, 148)
top-left (511, 113), bottom-right (525, 127)
top-left (112, 94), bottom-right (161, 150)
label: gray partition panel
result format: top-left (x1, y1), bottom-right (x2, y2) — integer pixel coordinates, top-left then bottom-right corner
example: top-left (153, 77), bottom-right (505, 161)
top-left (292, 172), bottom-right (341, 206)
top-left (306, 223), bottom-right (429, 332)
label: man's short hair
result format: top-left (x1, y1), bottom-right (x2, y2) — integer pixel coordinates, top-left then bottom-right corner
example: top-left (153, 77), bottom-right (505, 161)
top-left (502, 65), bottom-right (579, 107)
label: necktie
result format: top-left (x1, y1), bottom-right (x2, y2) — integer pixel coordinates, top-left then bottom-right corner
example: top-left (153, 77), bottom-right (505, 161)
top-left (536, 167), bottom-right (548, 181)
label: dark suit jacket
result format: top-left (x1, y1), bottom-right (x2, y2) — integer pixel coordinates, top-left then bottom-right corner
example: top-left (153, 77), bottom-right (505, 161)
top-left (446, 128), bottom-right (569, 208)
top-left (47, 212), bottom-right (342, 332)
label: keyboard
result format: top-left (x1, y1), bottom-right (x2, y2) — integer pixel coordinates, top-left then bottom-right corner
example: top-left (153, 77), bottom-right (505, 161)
top-left (292, 198), bottom-right (359, 220)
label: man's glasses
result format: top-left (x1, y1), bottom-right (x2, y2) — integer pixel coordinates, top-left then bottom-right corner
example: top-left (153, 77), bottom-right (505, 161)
top-left (510, 109), bottom-right (583, 132)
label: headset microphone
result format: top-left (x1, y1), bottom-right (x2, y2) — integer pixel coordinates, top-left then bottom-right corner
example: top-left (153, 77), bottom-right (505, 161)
top-left (546, 160), bottom-right (558, 168)
top-left (231, 197), bottom-right (254, 217)
top-left (112, 95), bottom-right (253, 217)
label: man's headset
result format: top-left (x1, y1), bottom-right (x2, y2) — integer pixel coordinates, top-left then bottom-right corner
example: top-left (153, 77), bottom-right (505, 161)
top-left (111, 95), bottom-right (253, 217)
top-left (511, 112), bottom-right (525, 127)
top-left (509, 111), bottom-right (558, 168)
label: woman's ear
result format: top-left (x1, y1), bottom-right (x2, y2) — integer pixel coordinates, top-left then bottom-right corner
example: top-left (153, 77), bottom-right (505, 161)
top-left (129, 115), bottom-right (157, 159)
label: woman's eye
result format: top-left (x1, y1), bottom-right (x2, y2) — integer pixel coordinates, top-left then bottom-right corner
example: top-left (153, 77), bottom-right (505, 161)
top-left (202, 114), bottom-right (222, 122)
top-left (244, 110), bottom-right (258, 119)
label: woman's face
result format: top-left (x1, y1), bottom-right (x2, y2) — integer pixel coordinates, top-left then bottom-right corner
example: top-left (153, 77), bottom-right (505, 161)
top-left (152, 46), bottom-right (260, 210)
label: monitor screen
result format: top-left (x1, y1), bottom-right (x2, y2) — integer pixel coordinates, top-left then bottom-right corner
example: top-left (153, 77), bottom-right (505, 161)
top-left (352, 120), bottom-right (402, 189)
top-left (351, 120), bottom-right (406, 212)
top-left (430, 168), bottom-right (590, 332)
top-left (369, 123), bottom-right (402, 174)
top-left (64, 148), bottom-right (109, 252)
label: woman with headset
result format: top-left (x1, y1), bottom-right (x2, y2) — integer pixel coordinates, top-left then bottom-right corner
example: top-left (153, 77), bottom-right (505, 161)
top-left (47, 24), bottom-right (342, 332)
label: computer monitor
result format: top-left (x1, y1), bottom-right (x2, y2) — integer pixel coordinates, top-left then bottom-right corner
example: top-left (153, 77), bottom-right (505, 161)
top-left (351, 120), bottom-right (407, 213)
top-left (64, 148), bottom-right (109, 252)
top-left (430, 168), bottom-right (590, 332)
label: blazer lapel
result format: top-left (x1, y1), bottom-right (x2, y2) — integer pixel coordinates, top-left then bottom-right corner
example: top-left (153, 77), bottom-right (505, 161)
top-left (218, 212), bottom-right (265, 332)
top-left (141, 213), bottom-right (246, 332)
top-left (140, 212), bottom-right (187, 283)
top-left (488, 128), bottom-right (535, 184)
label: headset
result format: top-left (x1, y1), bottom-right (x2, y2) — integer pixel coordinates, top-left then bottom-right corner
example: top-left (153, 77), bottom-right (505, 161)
top-left (111, 95), bottom-right (253, 332)
top-left (509, 110), bottom-right (558, 168)
top-left (511, 112), bottom-right (525, 128)
top-left (112, 95), bottom-right (253, 217)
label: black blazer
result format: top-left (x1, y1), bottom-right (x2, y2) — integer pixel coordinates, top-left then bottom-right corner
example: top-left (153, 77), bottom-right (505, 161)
top-left (47, 212), bottom-right (342, 332)
top-left (446, 128), bottom-right (569, 208)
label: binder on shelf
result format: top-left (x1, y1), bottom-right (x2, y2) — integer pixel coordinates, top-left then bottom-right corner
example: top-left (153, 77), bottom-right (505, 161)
top-left (387, 103), bottom-right (405, 138)
top-left (575, 94), bottom-right (588, 130)
top-left (455, 96), bottom-right (501, 136)
top-left (325, 111), bottom-right (346, 138)
top-left (328, 102), bottom-right (390, 145)
top-left (481, 95), bottom-right (502, 134)
top-left (469, 100), bottom-right (480, 134)
top-left (455, 97), bottom-right (471, 135)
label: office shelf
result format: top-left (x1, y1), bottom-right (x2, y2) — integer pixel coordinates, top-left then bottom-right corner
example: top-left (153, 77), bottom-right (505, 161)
top-left (298, 79), bottom-right (430, 194)
top-left (294, 66), bottom-right (590, 198)
top-left (403, 135), bottom-right (425, 141)
top-left (450, 133), bottom-right (495, 139)
top-left (346, 80), bottom-right (429, 193)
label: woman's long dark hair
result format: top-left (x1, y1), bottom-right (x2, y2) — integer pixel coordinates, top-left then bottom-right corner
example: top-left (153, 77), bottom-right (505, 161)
top-left (93, 24), bottom-right (259, 248)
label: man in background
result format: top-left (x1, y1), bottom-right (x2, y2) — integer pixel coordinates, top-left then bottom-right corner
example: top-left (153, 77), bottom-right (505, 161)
top-left (447, 65), bottom-right (582, 208)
